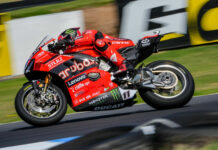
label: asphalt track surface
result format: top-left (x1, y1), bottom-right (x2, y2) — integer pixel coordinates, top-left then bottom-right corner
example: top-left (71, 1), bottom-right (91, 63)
top-left (0, 94), bottom-right (218, 148)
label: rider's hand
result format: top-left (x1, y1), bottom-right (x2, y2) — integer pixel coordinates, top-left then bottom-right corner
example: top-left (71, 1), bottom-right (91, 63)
top-left (63, 39), bottom-right (75, 46)
top-left (48, 38), bottom-right (75, 53)
top-left (48, 44), bottom-right (55, 51)
top-left (48, 42), bottom-right (65, 53)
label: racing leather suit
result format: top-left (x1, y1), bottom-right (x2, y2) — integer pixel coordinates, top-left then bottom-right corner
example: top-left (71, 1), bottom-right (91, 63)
top-left (61, 29), bottom-right (134, 73)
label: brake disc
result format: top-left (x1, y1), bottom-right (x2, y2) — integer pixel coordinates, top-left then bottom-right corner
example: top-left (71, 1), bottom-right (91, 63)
top-left (27, 91), bottom-right (57, 114)
top-left (152, 70), bottom-right (178, 89)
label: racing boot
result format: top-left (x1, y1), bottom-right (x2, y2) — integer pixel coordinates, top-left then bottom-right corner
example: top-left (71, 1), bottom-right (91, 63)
top-left (114, 60), bottom-right (134, 77)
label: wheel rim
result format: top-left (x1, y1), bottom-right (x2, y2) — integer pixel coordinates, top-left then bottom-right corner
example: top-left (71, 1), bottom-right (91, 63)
top-left (151, 64), bottom-right (187, 99)
top-left (22, 85), bottom-right (63, 119)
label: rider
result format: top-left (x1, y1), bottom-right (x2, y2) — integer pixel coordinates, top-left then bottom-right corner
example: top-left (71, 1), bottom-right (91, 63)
top-left (57, 28), bottom-right (134, 75)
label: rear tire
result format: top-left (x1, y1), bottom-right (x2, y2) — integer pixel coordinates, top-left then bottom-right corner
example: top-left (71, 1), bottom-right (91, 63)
top-left (139, 60), bottom-right (195, 109)
top-left (15, 82), bottom-right (67, 126)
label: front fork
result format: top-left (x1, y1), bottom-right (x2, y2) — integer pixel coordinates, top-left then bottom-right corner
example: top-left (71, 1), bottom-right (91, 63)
top-left (31, 74), bottom-right (52, 95)
top-left (43, 74), bottom-right (52, 93)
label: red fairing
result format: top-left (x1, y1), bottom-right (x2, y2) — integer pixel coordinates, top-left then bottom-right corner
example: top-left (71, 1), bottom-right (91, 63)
top-left (32, 49), bottom-right (73, 72)
top-left (67, 69), bottom-right (118, 107)
top-left (30, 47), bottom-right (118, 108)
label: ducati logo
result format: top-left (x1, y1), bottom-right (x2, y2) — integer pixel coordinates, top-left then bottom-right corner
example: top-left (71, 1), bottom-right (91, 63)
top-left (110, 53), bottom-right (117, 62)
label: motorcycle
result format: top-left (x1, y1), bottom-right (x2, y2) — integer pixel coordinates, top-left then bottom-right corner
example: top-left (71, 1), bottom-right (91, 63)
top-left (15, 31), bottom-right (195, 126)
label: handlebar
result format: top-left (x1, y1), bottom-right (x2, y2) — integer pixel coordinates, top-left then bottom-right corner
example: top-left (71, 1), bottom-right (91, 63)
top-left (48, 42), bottom-right (65, 52)
top-left (48, 39), bottom-right (75, 53)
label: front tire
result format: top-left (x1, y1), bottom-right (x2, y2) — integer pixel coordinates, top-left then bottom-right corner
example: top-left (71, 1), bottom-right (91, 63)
top-left (139, 60), bottom-right (195, 109)
top-left (15, 82), bottom-right (67, 126)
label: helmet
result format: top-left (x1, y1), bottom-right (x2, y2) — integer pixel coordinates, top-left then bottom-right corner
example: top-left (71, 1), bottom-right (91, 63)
top-left (58, 27), bottom-right (81, 41)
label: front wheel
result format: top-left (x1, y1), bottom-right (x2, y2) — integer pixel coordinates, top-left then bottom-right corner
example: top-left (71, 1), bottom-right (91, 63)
top-left (139, 60), bottom-right (195, 109)
top-left (15, 82), bottom-right (67, 126)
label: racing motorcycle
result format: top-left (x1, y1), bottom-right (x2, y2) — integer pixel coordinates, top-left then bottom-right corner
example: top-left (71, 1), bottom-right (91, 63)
top-left (15, 31), bottom-right (195, 126)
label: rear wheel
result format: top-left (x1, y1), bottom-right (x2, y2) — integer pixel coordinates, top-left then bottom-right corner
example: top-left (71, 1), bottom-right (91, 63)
top-left (15, 82), bottom-right (67, 126)
top-left (139, 60), bottom-right (195, 109)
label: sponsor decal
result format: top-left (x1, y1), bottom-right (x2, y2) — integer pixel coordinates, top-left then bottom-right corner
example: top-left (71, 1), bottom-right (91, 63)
top-left (92, 91), bottom-right (101, 97)
top-left (59, 68), bottom-right (70, 80)
top-left (72, 81), bottom-right (90, 92)
top-left (104, 87), bottom-right (110, 92)
top-left (37, 51), bottom-right (45, 57)
top-left (79, 95), bottom-right (92, 103)
top-left (141, 39), bottom-right (151, 47)
top-left (110, 53), bottom-right (117, 63)
top-left (94, 103), bottom-right (125, 111)
top-left (112, 41), bottom-right (130, 44)
top-left (89, 94), bottom-right (109, 105)
top-left (47, 56), bottom-right (64, 69)
top-left (70, 59), bottom-right (95, 71)
top-left (74, 90), bottom-right (85, 97)
top-left (110, 88), bottom-right (121, 101)
top-left (66, 74), bottom-right (88, 87)
top-left (59, 59), bottom-right (97, 79)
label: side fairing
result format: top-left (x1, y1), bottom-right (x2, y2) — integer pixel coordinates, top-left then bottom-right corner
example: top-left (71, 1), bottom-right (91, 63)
top-left (74, 88), bottom-right (123, 111)
top-left (68, 68), bottom-right (119, 108)
top-left (51, 54), bottom-right (98, 81)
top-left (74, 87), bottom-right (137, 111)
top-left (44, 53), bottom-right (118, 108)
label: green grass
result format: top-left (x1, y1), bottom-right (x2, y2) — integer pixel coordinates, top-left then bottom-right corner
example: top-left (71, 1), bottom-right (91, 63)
top-left (0, 44), bottom-right (218, 124)
top-left (158, 141), bottom-right (218, 150)
top-left (200, 142), bottom-right (218, 150)
top-left (10, 0), bottom-right (114, 19)
top-left (0, 77), bottom-right (27, 123)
